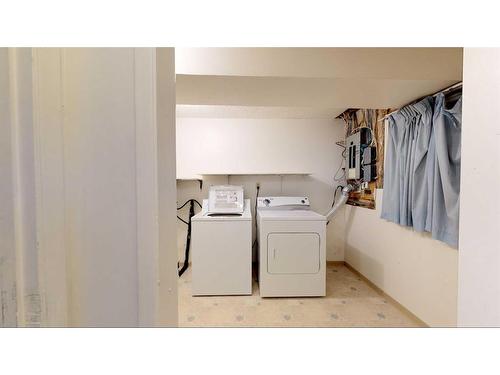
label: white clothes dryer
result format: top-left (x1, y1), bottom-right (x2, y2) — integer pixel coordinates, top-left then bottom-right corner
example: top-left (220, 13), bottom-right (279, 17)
top-left (257, 197), bottom-right (326, 297)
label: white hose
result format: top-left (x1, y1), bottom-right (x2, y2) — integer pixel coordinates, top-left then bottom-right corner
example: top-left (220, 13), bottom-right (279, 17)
top-left (325, 184), bottom-right (354, 221)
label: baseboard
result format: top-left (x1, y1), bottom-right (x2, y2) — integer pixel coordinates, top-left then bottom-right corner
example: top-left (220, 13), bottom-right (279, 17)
top-left (326, 261), bottom-right (345, 266)
top-left (338, 261), bottom-right (429, 328)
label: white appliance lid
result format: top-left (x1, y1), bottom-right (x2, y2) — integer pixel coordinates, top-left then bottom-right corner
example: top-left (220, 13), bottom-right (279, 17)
top-left (208, 185), bottom-right (244, 214)
top-left (192, 199), bottom-right (252, 221)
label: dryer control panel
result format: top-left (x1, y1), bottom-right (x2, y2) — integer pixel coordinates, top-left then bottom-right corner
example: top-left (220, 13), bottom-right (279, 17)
top-left (257, 196), bottom-right (310, 210)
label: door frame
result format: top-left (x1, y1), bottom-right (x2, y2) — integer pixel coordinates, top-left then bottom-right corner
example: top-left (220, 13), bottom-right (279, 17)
top-left (20, 47), bottom-right (178, 326)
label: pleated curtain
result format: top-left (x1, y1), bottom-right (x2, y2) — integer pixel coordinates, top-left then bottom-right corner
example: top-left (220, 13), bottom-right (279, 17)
top-left (381, 93), bottom-right (462, 248)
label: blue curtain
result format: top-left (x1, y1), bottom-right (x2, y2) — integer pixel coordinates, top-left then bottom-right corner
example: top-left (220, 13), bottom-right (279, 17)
top-left (381, 93), bottom-right (462, 248)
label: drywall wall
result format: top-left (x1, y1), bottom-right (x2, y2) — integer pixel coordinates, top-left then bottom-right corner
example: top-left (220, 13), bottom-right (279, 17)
top-left (177, 117), bottom-right (345, 179)
top-left (0, 48), bottom-right (17, 327)
top-left (156, 48), bottom-right (179, 327)
top-left (25, 48), bottom-right (178, 327)
top-left (8, 48), bottom-right (41, 327)
top-left (458, 48), bottom-right (500, 327)
top-left (176, 117), bottom-right (346, 261)
top-left (32, 48), bottom-right (69, 326)
top-left (60, 48), bottom-right (140, 326)
top-left (344, 191), bottom-right (458, 327)
top-left (343, 112), bottom-right (459, 327)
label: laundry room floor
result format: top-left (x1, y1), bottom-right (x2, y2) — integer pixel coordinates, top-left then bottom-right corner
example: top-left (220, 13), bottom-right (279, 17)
top-left (178, 263), bottom-right (424, 327)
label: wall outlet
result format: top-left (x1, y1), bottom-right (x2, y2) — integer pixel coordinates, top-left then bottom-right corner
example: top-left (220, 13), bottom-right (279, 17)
top-left (256, 182), bottom-right (260, 190)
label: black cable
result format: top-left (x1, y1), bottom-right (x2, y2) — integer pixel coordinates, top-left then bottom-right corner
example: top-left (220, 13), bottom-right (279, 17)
top-left (176, 200), bottom-right (191, 210)
top-left (178, 199), bottom-right (196, 277)
top-left (177, 199), bottom-right (202, 211)
top-left (177, 199), bottom-right (200, 225)
top-left (253, 185), bottom-right (260, 249)
top-left (176, 198), bottom-right (202, 277)
top-left (334, 141), bottom-right (347, 182)
top-left (177, 216), bottom-right (189, 225)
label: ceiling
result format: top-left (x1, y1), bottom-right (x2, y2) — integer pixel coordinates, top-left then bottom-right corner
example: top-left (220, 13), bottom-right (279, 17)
top-left (175, 48), bottom-right (463, 119)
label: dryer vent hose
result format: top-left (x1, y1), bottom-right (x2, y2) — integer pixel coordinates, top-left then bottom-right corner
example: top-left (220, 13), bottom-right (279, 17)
top-left (325, 184), bottom-right (354, 221)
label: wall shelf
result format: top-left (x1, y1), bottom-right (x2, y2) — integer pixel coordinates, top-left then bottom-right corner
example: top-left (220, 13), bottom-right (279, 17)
top-left (177, 173), bottom-right (312, 189)
top-left (199, 172), bottom-right (312, 176)
top-left (177, 173), bottom-right (311, 179)
top-left (176, 177), bottom-right (203, 189)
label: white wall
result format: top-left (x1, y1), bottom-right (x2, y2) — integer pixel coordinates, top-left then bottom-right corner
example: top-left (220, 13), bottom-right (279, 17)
top-left (32, 48), bottom-right (69, 326)
top-left (156, 48), bottom-right (179, 326)
top-left (8, 48), bottom-right (41, 327)
top-left (177, 117), bottom-right (344, 178)
top-left (458, 48), bottom-right (500, 327)
top-left (344, 192), bottom-right (458, 327)
top-left (176, 117), bottom-right (346, 261)
top-left (343, 118), bottom-right (459, 327)
top-left (3, 48), bottom-right (178, 327)
top-left (50, 48), bottom-right (177, 327)
top-left (0, 48), bottom-right (17, 327)
top-left (60, 48), bottom-right (142, 326)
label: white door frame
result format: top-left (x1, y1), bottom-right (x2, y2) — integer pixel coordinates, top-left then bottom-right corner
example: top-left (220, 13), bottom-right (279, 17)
top-left (11, 47), bottom-right (178, 327)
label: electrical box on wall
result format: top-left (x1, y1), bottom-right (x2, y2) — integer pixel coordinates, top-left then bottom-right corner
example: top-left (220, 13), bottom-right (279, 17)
top-left (340, 108), bottom-right (389, 210)
top-left (362, 164), bottom-right (377, 182)
top-left (362, 146), bottom-right (377, 182)
top-left (346, 128), bottom-right (376, 182)
top-left (362, 146), bottom-right (376, 165)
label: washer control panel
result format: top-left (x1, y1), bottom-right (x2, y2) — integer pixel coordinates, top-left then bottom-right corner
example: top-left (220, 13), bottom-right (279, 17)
top-left (208, 185), bottom-right (244, 214)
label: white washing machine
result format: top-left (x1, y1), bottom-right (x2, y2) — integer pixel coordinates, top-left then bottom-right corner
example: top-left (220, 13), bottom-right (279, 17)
top-left (191, 198), bottom-right (252, 296)
top-left (257, 197), bottom-right (326, 297)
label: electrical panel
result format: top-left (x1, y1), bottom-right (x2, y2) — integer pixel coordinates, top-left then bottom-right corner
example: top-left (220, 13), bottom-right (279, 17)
top-left (362, 146), bottom-right (376, 165)
top-left (346, 128), bottom-right (377, 182)
top-left (362, 164), bottom-right (376, 182)
top-left (339, 108), bottom-right (387, 209)
top-left (362, 146), bottom-right (377, 183)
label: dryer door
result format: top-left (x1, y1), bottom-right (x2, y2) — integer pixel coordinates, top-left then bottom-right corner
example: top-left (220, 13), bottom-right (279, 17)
top-left (267, 232), bottom-right (320, 274)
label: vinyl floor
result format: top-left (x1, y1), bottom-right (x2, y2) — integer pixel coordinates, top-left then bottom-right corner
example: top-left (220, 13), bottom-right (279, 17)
top-left (178, 263), bottom-right (424, 327)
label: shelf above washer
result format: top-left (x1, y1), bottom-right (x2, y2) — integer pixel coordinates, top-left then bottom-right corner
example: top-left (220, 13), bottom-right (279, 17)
top-left (199, 172), bottom-right (312, 176)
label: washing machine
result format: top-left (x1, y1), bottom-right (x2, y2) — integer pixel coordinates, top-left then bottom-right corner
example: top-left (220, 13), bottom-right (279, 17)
top-left (191, 197), bottom-right (252, 296)
top-left (257, 196), bottom-right (326, 297)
